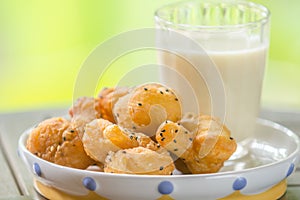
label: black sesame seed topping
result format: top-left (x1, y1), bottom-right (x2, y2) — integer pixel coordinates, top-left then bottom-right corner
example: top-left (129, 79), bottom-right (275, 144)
top-left (165, 89), bottom-right (169, 92)
top-left (161, 137), bottom-right (165, 141)
top-left (130, 135), bottom-right (134, 140)
top-left (175, 98), bottom-right (178, 101)
top-left (174, 148), bottom-right (178, 151)
top-left (189, 138), bottom-right (193, 141)
top-left (63, 137), bottom-right (66, 141)
top-left (144, 88), bottom-right (148, 91)
top-left (230, 137), bottom-right (234, 140)
top-left (159, 166), bottom-right (164, 170)
top-left (132, 126), bottom-right (136, 129)
top-left (70, 129), bottom-right (75, 133)
top-left (122, 150), bottom-right (126, 154)
top-left (138, 103), bottom-right (142, 106)
top-left (175, 129), bottom-right (178, 133)
top-left (184, 131), bottom-right (188, 134)
top-left (177, 123), bottom-right (181, 125)
top-left (173, 139), bottom-right (177, 143)
top-left (161, 129), bottom-right (166, 132)
top-left (160, 132), bottom-right (163, 137)
top-left (160, 91), bottom-right (164, 94)
top-left (116, 113), bottom-right (119, 117)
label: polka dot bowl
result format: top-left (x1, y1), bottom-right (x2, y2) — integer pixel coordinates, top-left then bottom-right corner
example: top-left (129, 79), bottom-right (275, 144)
top-left (18, 119), bottom-right (300, 200)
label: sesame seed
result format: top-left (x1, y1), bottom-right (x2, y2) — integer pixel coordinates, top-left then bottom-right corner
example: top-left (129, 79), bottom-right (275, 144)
top-left (177, 123), bottom-right (181, 125)
top-left (132, 126), bottom-right (136, 129)
top-left (130, 135), bottom-right (134, 140)
top-left (173, 139), bottom-right (177, 143)
top-left (63, 136), bottom-right (66, 141)
top-left (189, 138), bottom-right (193, 141)
top-left (175, 129), bottom-right (178, 133)
top-left (165, 89), bottom-right (169, 92)
top-left (184, 131), bottom-right (188, 134)
top-left (161, 129), bottom-right (166, 132)
top-left (70, 129), bottom-right (74, 133)
top-left (230, 137), bottom-right (234, 140)
top-left (175, 98), bottom-right (178, 101)
top-left (160, 132), bottom-right (163, 137)
top-left (159, 166), bottom-right (164, 170)
top-left (174, 148), bottom-right (178, 151)
top-left (138, 103), bottom-right (142, 106)
top-left (122, 150), bottom-right (126, 154)
top-left (160, 91), bottom-right (164, 94)
top-left (161, 137), bottom-right (165, 141)
top-left (116, 113), bottom-right (119, 117)
top-left (144, 88), bottom-right (148, 91)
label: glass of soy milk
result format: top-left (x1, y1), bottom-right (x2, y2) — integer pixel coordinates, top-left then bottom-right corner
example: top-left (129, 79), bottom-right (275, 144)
top-left (155, 0), bottom-right (270, 144)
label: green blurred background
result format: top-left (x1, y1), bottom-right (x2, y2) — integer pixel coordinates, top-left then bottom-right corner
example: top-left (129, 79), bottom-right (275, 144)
top-left (0, 0), bottom-right (299, 113)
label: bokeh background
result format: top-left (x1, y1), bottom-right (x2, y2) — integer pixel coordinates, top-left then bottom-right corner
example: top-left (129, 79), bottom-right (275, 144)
top-left (0, 0), bottom-right (299, 113)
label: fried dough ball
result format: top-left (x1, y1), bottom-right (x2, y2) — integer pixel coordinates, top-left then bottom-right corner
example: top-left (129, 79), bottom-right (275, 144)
top-left (97, 87), bottom-right (129, 123)
top-left (26, 117), bottom-right (70, 163)
top-left (26, 117), bottom-right (95, 169)
top-left (69, 97), bottom-right (102, 138)
top-left (156, 116), bottom-right (237, 174)
top-left (104, 147), bottom-right (174, 175)
top-left (114, 83), bottom-right (182, 136)
top-left (54, 129), bottom-right (95, 169)
top-left (82, 118), bottom-right (159, 163)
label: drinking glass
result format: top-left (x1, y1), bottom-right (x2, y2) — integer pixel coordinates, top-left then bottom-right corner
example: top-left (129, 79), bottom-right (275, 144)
top-left (155, 0), bottom-right (270, 153)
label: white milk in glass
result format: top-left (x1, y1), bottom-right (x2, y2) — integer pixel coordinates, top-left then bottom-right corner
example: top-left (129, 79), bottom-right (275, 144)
top-left (158, 40), bottom-right (267, 142)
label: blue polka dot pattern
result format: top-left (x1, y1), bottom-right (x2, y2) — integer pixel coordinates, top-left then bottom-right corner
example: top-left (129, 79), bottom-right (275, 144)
top-left (83, 177), bottom-right (96, 191)
top-left (233, 177), bottom-right (247, 191)
top-left (158, 181), bottom-right (174, 195)
top-left (33, 163), bottom-right (42, 177)
top-left (286, 163), bottom-right (295, 177)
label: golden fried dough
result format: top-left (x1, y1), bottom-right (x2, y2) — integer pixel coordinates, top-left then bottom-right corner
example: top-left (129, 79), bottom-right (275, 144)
top-left (156, 117), bottom-right (237, 174)
top-left (97, 87), bottom-right (129, 123)
top-left (26, 117), bottom-right (95, 169)
top-left (69, 97), bottom-right (102, 138)
top-left (26, 117), bottom-right (70, 163)
top-left (54, 129), bottom-right (95, 169)
top-left (114, 83), bottom-right (182, 136)
top-left (82, 118), bottom-right (160, 163)
top-left (82, 118), bottom-right (119, 163)
top-left (104, 147), bottom-right (174, 175)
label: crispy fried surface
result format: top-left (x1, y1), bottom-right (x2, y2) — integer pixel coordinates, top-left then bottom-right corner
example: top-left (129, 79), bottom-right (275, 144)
top-left (97, 87), bottom-right (129, 123)
top-left (26, 117), bottom-right (95, 169)
top-left (82, 118), bottom-right (160, 163)
top-left (156, 116), bottom-right (237, 174)
top-left (104, 147), bottom-right (174, 175)
top-left (26, 117), bottom-right (70, 163)
top-left (114, 83), bottom-right (182, 136)
top-left (128, 83), bottom-right (181, 126)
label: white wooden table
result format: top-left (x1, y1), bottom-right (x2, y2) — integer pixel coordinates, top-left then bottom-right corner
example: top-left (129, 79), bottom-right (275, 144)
top-left (0, 108), bottom-right (299, 199)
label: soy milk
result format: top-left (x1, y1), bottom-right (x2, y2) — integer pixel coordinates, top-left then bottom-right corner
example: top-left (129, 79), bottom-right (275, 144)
top-left (158, 45), bottom-right (267, 142)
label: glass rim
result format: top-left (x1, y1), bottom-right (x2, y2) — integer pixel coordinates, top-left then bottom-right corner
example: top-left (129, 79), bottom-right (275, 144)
top-left (154, 0), bottom-right (270, 31)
